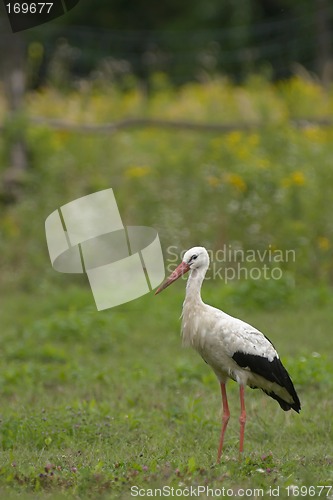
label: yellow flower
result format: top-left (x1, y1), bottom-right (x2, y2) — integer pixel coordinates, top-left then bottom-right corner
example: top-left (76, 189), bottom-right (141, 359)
top-left (225, 132), bottom-right (258, 161)
top-left (281, 171), bottom-right (305, 188)
top-left (290, 171), bottom-right (305, 186)
top-left (224, 173), bottom-right (247, 192)
top-left (317, 237), bottom-right (330, 251)
top-left (124, 165), bottom-right (152, 179)
top-left (225, 131), bottom-right (242, 148)
top-left (235, 147), bottom-right (250, 161)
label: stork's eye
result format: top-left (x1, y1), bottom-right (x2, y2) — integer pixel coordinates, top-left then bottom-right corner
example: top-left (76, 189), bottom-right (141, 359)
top-left (190, 254), bottom-right (198, 262)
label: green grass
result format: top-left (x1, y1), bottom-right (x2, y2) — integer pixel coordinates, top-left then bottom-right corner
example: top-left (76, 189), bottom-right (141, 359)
top-left (1, 74), bottom-right (333, 497)
top-left (0, 284), bottom-right (332, 498)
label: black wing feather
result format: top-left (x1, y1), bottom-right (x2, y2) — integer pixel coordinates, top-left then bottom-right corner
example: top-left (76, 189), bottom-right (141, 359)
top-left (232, 351), bottom-right (301, 413)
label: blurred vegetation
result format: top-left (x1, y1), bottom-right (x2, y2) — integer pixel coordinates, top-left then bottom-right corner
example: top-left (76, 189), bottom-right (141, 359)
top-left (1, 74), bottom-right (333, 305)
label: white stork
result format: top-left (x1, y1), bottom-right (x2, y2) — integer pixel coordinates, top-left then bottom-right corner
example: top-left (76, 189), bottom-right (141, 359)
top-left (155, 246), bottom-right (300, 462)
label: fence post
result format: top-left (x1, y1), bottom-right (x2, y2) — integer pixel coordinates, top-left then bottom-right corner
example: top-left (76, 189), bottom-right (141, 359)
top-left (0, 23), bottom-right (28, 203)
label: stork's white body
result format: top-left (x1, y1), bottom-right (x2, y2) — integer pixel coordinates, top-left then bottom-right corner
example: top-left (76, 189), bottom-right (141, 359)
top-left (182, 287), bottom-right (293, 405)
top-left (156, 246), bottom-right (300, 461)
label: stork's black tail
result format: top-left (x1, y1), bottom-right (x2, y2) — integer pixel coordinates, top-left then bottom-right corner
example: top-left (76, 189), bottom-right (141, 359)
top-left (262, 357), bottom-right (301, 413)
top-left (263, 387), bottom-right (301, 413)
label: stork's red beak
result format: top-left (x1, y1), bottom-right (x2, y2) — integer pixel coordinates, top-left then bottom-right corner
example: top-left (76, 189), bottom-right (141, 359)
top-left (155, 261), bottom-right (190, 295)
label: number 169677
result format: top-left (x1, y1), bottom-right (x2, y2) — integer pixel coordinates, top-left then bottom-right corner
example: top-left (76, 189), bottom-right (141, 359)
top-left (6, 3), bottom-right (53, 14)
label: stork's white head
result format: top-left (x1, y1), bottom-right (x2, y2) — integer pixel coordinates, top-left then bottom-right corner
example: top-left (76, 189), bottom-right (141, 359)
top-left (155, 246), bottom-right (210, 295)
top-left (182, 246), bottom-right (210, 271)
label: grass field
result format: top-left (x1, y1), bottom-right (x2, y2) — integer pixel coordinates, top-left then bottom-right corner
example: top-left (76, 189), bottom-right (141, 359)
top-left (0, 283), bottom-right (332, 498)
top-left (1, 74), bottom-right (333, 497)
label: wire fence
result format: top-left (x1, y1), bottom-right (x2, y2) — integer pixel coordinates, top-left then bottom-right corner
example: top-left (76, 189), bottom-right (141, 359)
top-left (1, 3), bottom-right (328, 85)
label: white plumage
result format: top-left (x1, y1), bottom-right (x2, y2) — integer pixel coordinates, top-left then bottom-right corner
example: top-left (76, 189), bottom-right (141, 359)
top-left (156, 246), bottom-right (300, 461)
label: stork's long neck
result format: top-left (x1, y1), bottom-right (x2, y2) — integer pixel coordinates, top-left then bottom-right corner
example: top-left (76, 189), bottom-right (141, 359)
top-left (184, 266), bottom-right (207, 307)
top-left (181, 265), bottom-right (207, 347)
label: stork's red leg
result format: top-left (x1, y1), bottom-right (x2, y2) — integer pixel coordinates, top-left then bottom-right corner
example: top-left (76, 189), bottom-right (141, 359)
top-left (239, 385), bottom-right (246, 454)
top-left (217, 382), bottom-right (230, 463)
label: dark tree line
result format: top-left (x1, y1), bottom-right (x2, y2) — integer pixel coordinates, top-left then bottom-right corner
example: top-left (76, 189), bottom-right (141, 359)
top-left (0, 0), bottom-right (333, 88)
